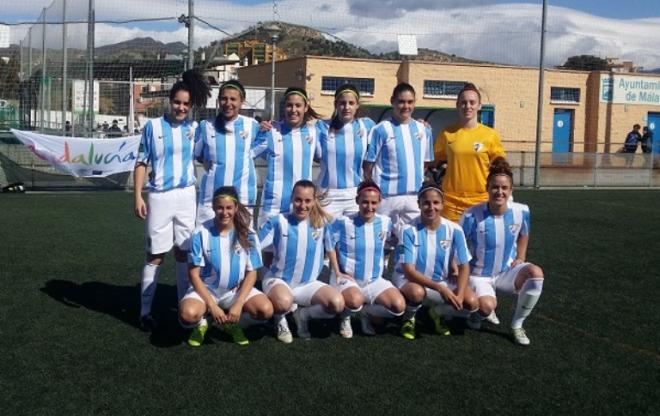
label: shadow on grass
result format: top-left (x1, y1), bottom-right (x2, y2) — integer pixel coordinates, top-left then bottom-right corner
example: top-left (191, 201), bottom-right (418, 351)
top-left (40, 279), bottom-right (186, 348)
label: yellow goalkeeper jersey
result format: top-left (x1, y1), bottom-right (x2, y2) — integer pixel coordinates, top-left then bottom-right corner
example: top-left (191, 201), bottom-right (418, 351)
top-left (434, 123), bottom-right (505, 221)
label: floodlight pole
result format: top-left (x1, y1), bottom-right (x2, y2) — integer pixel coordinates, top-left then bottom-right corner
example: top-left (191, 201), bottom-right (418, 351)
top-left (266, 23), bottom-right (281, 121)
top-left (40, 8), bottom-right (46, 131)
top-left (188, 0), bottom-right (194, 70)
top-left (533, 0), bottom-right (548, 188)
top-left (87, 0), bottom-right (95, 136)
top-left (62, 0), bottom-right (68, 136)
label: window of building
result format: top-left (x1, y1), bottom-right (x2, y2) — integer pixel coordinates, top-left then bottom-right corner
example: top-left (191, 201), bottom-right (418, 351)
top-left (321, 77), bottom-right (375, 96)
top-left (423, 80), bottom-right (465, 98)
top-left (550, 87), bottom-right (580, 103)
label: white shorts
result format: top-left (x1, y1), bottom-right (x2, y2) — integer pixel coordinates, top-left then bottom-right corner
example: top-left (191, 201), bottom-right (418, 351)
top-left (146, 186), bottom-right (196, 254)
top-left (262, 278), bottom-right (327, 307)
top-left (377, 194), bottom-right (420, 235)
top-left (330, 274), bottom-right (394, 305)
top-left (181, 285), bottom-right (261, 309)
top-left (470, 262), bottom-right (529, 298)
top-left (392, 274), bottom-right (456, 306)
top-left (323, 187), bottom-right (359, 220)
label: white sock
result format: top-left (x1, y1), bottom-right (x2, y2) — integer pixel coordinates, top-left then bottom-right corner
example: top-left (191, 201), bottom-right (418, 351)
top-left (366, 304), bottom-right (403, 318)
top-left (175, 262), bottom-right (190, 301)
top-left (341, 305), bottom-right (363, 319)
top-left (273, 313), bottom-right (287, 327)
top-left (512, 278), bottom-right (544, 329)
top-left (307, 304), bottom-right (336, 319)
top-left (402, 303), bottom-right (421, 321)
top-left (140, 263), bottom-right (160, 317)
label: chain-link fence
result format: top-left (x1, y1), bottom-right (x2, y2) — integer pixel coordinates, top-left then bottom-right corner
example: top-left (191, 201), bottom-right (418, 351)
top-left (1, 0), bottom-right (660, 189)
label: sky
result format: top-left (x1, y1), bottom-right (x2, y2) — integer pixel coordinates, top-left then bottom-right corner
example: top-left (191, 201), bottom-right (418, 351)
top-left (2, 0), bottom-right (659, 69)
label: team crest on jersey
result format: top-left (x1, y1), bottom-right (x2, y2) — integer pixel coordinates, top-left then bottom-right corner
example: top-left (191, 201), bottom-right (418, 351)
top-left (378, 231), bottom-right (387, 241)
top-left (328, 131), bottom-right (336, 140)
top-left (305, 135), bottom-right (313, 144)
top-left (473, 142), bottom-right (484, 152)
top-left (415, 131), bottom-right (424, 140)
top-left (440, 239), bottom-right (451, 250)
top-left (158, 135), bottom-right (163, 140)
top-left (508, 224), bottom-right (520, 235)
top-left (358, 127), bottom-right (366, 138)
top-left (240, 130), bottom-right (248, 139)
top-left (233, 242), bottom-right (243, 253)
top-left (312, 229), bottom-right (322, 240)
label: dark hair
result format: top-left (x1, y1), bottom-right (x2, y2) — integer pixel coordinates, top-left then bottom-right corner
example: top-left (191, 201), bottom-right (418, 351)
top-left (212, 186), bottom-right (252, 249)
top-left (633, 124), bottom-right (641, 130)
top-left (486, 157), bottom-right (513, 187)
top-left (330, 84), bottom-right (363, 130)
top-left (215, 80), bottom-right (246, 134)
top-left (391, 82), bottom-right (416, 100)
top-left (417, 181), bottom-right (444, 201)
top-left (291, 179), bottom-right (331, 228)
top-left (356, 180), bottom-right (382, 198)
top-left (457, 82), bottom-right (482, 103)
top-left (169, 68), bottom-right (211, 109)
top-left (283, 87), bottom-right (322, 124)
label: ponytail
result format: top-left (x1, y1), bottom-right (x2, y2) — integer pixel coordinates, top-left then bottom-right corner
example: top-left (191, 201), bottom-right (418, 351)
top-left (170, 68), bottom-right (211, 109)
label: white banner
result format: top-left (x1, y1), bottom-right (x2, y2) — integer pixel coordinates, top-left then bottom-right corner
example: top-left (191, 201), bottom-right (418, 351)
top-left (600, 74), bottom-right (660, 106)
top-left (11, 129), bottom-right (140, 178)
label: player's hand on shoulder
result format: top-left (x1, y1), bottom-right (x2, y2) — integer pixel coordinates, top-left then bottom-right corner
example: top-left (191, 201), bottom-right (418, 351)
top-left (259, 120), bottom-right (273, 132)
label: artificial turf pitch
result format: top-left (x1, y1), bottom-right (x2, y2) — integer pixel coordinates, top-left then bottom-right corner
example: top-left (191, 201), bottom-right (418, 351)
top-left (0, 190), bottom-right (658, 415)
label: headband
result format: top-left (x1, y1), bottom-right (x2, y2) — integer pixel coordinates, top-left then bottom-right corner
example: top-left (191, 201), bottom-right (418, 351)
top-left (220, 83), bottom-right (245, 99)
top-left (336, 88), bottom-right (360, 100)
top-left (418, 185), bottom-right (443, 199)
top-left (358, 186), bottom-right (381, 196)
top-left (284, 90), bottom-right (309, 103)
top-left (213, 193), bottom-right (238, 202)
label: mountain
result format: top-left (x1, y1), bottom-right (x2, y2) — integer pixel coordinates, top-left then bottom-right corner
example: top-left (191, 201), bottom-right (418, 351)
top-left (201, 21), bottom-right (476, 64)
top-left (95, 38), bottom-right (186, 61)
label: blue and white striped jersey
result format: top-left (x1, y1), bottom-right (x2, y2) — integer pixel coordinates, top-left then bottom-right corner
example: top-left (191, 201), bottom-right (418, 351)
top-left (460, 202), bottom-right (531, 277)
top-left (137, 116), bottom-right (196, 192)
top-left (325, 213), bottom-right (392, 283)
top-left (188, 221), bottom-right (263, 291)
top-left (253, 122), bottom-right (318, 218)
top-left (195, 115), bottom-right (260, 206)
top-left (395, 217), bottom-right (471, 282)
top-left (316, 117), bottom-right (375, 190)
top-left (259, 214), bottom-right (326, 286)
top-left (364, 118), bottom-right (433, 197)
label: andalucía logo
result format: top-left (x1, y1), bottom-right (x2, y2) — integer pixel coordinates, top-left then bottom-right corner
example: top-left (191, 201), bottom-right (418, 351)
top-left (58, 141), bottom-right (137, 165)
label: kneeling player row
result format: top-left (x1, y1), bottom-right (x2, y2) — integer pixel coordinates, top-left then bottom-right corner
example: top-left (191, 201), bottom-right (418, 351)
top-left (179, 165), bottom-right (544, 347)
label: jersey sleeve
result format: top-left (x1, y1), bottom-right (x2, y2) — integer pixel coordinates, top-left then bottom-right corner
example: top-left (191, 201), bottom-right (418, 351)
top-left (362, 117), bottom-right (376, 133)
top-left (400, 227), bottom-right (417, 265)
top-left (251, 129), bottom-right (271, 159)
top-left (324, 218), bottom-right (340, 251)
top-left (452, 226), bottom-right (471, 266)
top-left (258, 216), bottom-right (277, 250)
top-left (520, 205), bottom-right (531, 236)
top-left (188, 228), bottom-right (205, 267)
top-left (459, 210), bottom-right (476, 242)
top-left (246, 233), bottom-right (263, 271)
top-left (364, 124), bottom-right (385, 163)
top-left (488, 129), bottom-right (506, 160)
top-left (136, 121), bottom-right (152, 165)
top-left (193, 121), bottom-right (206, 160)
top-left (314, 121), bottom-right (328, 161)
top-left (433, 130), bottom-right (448, 162)
top-left (425, 124), bottom-right (434, 162)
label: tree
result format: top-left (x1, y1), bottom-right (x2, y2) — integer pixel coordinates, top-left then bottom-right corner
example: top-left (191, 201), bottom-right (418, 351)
top-left (562, 55), bottom-right (610, 71)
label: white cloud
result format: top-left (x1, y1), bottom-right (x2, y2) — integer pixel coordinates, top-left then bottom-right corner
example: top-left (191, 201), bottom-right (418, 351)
top-left (6, 0), bottom-right (660, 69)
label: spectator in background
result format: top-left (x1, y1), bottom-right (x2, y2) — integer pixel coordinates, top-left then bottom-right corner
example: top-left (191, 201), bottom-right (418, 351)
top-left (623, 124), bottom-right (641, 153)
top-left (641, 126), bottom-right (653, 154)
top-left (65, 121), bottom-right (71, 135)
top-left (102, 121), bottom-right (109, 132)
top-left (107, 119), bottom-right (123, 138)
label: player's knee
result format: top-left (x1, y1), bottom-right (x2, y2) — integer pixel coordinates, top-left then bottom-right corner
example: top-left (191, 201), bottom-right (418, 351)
top-left (391, 296), bottom-right (406, 314)
top-left (271, 296), bottom-right (293, 314)
top-left (256, 300), bottom-right (274, 320)
top-left (344, 293), bottom-right (364, 311)
top-left (179, 304), bottom-right (202, 324)
top-left (464, 294), bottom-right (479, 311)
top-left (328, 294), bottom-right (345, 314)
top-left (525, 264), bottom-right (544, 279)
top-left (479, 298), bottom-right (496, 315)
top-left (403, 284), bottom-right (425, 304)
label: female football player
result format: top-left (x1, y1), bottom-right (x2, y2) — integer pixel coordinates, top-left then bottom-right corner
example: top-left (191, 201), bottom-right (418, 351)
top-left (195, 80), bottom-right (260, 224)
top-left (179, 187), bottom-right (273, 347)
top-left (394, 182), bottom-right (478, 340)
top-left (259, 180), bottom-right (344, 343)
top-left (133, 69), bottom-right (210, 331)
top-left (326, 180), bottom-right (406, 338)
top-left (460, 157), bottom-right (544, 345)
